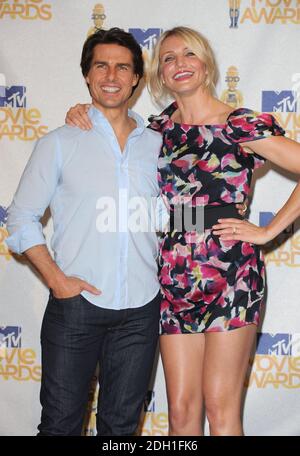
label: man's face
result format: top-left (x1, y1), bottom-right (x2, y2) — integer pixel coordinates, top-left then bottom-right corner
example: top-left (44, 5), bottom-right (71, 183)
top-left (86, 44), bottom-right (139, 111)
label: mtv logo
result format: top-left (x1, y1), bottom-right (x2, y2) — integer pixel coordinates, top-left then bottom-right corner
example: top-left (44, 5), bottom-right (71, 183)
top-left (256, 333), bottom-right (292, 356)
top-left (0, 326), bottom-right (22, 348)
top-left (0, 86), bottom-right (27, 108)
top-left (261, 90), bottom-right (297, 112)
top-left (0, 73), bottom-right (6, 94)
top-left (259, 212), bottom-right (274, 228)
top-left (144, 390), bottom-right (155, 412)
top-left (0, 206), bottom-right (8, 226)
top-left (259, 212), bottom-right (294, 235)
top-left (290, 334), bottom-right (300, 355)
top-left (128, 28), bottom-right (163, 53)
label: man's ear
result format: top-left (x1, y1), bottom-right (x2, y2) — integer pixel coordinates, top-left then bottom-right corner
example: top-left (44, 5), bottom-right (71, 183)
top-left (86, 76), bottom-right (90, 85)
top-left (132, 74), bottom-right (139, 87)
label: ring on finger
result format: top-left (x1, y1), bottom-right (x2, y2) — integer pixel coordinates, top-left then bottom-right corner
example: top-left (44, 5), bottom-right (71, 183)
top-left (241, 202), bottom-right (247, 214)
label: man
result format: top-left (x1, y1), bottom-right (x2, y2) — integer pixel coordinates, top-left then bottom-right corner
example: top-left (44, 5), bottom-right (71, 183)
top-left (6, 28), bottom-right (162, 436)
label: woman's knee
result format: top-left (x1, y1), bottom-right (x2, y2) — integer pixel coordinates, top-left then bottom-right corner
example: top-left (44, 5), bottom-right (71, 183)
top-left (205, 392), bottom-right (240, 429)
top-left (168, 399), bottom-right (200, 430)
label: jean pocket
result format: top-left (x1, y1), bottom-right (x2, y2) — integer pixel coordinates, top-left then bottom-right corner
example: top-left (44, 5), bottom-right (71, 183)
top-left (50, 291), bottom-right (82, 304)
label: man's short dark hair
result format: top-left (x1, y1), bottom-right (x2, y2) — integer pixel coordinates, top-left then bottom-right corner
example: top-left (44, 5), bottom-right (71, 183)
top-left (81, 27), bottom-right (144, 96)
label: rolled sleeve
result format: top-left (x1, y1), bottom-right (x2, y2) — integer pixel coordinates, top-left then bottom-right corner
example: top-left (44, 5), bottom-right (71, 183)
top-left (6, 131), bottom-right (60, 254)
top-left (6, 217), bottom-right (46, 255)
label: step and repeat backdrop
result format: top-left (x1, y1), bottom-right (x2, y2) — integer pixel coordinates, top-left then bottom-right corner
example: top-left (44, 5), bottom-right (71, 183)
top-left (0, 0), bottom-right (300, 436)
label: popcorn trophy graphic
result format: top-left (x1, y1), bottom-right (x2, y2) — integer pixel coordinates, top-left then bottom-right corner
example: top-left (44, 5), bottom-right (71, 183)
top-left (220, 66), bottom-right (244, 108)
top-left (229, 0), bottom-right (241, 29)
top-left (88, 3), bottom-right (106, 37)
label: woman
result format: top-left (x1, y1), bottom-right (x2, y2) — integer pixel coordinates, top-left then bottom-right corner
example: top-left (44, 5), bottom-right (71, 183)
top-left (65, 27), bottom-right (300, 436)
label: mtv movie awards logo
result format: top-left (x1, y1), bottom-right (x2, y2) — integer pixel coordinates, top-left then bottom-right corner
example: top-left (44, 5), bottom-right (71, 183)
top-left (0, 82), bottom-right (48, 140)
top-left (0, 325), bottom-right (41, 381)
top-left (246, 333), bottom-right (300, 389)
top-left (259, 212), bottom-right (299, 267)
top-left (261, 90), bottom-right (300, 141)
top-left (128, 28), bottom-right (163, 56)
top-left (0, 205), bottom-right (11, 261)
top-left (129, 28), bottom-right (163, 74)
top-left (138, 390), bottom-right (168, 436)
top-left (82, 374), bottom-right (99, 436)
top-left (83, 387), bottom-right (169, 436)
top-left (144, 390), bottom-right (155, 412)
top-left (228, 0), bottom-right (300, 27)
top-left (87, 5), bottom-right (163, 74)
top-left (0, 0), bottom-right (52, 20)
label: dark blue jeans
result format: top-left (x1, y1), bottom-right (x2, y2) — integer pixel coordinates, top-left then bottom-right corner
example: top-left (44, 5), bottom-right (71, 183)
top-left (37, 291), bottom-right (161, 436)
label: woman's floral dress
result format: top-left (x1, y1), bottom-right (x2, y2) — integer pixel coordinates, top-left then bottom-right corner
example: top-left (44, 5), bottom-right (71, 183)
top-left (149, 102), bottom-right (285, 334)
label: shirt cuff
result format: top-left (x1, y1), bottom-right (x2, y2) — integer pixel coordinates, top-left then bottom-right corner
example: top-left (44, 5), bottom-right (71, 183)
top-left (5, 224), bottom-right (46, 254)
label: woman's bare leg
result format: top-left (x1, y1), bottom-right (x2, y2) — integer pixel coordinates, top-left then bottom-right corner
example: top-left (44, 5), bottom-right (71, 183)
top-left (160, 333), bottom-right (205, 436)
top-left (203, 325), bottom-right (257, 436)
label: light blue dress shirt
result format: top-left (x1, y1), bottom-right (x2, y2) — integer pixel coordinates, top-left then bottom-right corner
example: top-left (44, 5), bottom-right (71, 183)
top-left (6, 106), bottom-right (163, 310)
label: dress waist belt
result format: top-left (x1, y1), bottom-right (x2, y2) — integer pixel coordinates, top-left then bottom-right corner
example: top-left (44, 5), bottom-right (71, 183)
top-left (168, 203), bottom-right (243, 232)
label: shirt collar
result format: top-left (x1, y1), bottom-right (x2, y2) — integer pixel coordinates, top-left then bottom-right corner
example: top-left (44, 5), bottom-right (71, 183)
top-left (88, 105), bottom-right (145, 137)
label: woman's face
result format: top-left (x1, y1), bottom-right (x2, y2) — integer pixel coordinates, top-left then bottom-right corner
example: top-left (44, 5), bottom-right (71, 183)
top-left (159, 34), bottom-right (207, 97)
